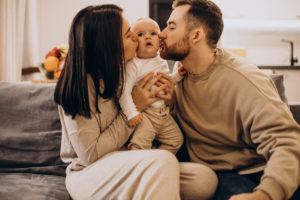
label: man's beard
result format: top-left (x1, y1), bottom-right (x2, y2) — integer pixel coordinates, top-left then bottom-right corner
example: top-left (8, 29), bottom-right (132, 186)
top-left (160, 36), bottom-right (190, 61)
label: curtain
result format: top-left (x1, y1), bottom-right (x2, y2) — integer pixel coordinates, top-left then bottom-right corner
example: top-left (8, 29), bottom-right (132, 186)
top-left (22, 0), bottom-right (39, 73)
top-left (0, 0), bottom-right (26, 81)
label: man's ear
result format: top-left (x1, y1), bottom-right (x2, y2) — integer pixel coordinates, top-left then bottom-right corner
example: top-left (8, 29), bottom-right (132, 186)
top-left (191, 28), bottom-right (204, 44)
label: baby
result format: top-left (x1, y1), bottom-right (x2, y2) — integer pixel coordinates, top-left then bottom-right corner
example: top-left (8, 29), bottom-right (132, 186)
top-left (119, 18), bottom-right (184, 154)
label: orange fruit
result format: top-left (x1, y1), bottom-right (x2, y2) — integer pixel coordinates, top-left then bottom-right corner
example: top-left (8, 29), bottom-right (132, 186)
top-left (44, 56), bottom-right (59, 72)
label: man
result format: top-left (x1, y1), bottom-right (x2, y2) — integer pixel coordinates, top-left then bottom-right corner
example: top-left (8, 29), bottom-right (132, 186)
top-left (159, 0), bottom-right (300, 200)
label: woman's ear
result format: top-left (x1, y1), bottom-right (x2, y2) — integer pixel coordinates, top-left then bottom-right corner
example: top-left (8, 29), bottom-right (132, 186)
top-left (191, 28), bottom-right (204, 44)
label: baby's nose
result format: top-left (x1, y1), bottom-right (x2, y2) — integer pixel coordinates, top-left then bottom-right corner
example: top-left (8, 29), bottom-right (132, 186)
top-left (145, 35), bottom-right (151, 39)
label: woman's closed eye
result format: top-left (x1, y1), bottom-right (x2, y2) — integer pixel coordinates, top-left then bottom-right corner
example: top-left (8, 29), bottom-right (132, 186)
top-left (126, 31), bottom-right (133, 39)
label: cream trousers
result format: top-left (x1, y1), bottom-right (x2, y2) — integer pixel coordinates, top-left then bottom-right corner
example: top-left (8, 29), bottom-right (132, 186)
top-left (66, 150), bottom-right (217, 200)
top-left (129, 107), bottom-right (183, 154)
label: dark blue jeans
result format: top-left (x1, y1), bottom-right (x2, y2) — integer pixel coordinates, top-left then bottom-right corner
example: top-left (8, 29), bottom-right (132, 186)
top-left (213, 171), bottom-right (300, 200)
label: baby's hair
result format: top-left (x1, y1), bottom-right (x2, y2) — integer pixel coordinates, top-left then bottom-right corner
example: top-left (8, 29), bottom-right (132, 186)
top-left (133, 17), bottom-right (160, 30)
top-left (135, 17), bottom-right (156, 23)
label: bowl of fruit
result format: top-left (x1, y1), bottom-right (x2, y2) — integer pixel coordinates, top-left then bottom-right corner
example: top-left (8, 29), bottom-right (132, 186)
top-left (39, 44), bottom-right (68, 80)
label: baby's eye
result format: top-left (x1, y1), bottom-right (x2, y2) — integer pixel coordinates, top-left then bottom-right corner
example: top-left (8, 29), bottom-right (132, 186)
top-left (151, 32), bottom-right (158, 36)
top-left (137, 32), bottom-right (144, 37)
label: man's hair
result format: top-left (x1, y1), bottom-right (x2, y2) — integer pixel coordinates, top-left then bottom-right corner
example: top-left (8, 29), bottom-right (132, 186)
top-left (54, 4), bottom-right (125, 118)
top-left (173, 0), bottom-right (223, 49)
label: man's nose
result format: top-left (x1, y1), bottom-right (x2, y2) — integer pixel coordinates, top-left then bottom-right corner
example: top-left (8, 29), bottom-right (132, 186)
top-left (158, 29), bottom-right (166, 39)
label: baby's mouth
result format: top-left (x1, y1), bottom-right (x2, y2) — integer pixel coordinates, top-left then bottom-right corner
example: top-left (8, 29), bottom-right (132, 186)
top-left (146, 42), bottom-right (153, 47)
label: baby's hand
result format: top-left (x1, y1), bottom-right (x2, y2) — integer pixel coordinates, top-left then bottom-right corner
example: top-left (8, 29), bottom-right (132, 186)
top-left (128, 114), bottom-right (143, 127)
top-left (178, 66), bottom-right (187, 76)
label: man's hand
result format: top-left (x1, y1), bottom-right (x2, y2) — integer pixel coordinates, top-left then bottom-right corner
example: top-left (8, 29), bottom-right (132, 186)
top-left (156, 72), bottom-right (175, 107)
top-left (229, 190), bottom-right (271, 200)
top-left (128, 114), bottom-right (143, 127)
top-left (178, 66), bottom-right (187, 77)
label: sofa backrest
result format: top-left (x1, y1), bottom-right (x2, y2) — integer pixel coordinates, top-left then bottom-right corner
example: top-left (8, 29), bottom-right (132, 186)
top-left (0, 81), bottom-right (66, 176)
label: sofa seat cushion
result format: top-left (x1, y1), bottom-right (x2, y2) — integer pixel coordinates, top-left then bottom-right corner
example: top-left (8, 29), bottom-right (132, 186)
top-left (0, 173), bottom-right (69, 200)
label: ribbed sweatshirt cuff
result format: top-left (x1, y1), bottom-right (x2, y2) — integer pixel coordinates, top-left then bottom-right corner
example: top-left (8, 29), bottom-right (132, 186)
top-left (126, 111), bottom-right (140, 121)
top-left (255, 177), bottom-right (285, 200)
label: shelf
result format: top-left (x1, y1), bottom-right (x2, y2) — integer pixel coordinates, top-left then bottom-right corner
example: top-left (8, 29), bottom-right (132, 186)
top-left (258, 66), bottom-right (300, 70)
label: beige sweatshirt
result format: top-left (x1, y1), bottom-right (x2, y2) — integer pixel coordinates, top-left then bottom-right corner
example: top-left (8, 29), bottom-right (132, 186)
top-left (175, 48), bottom-right (300, 200)
top-left (59, 75), bottom-right (133, 171)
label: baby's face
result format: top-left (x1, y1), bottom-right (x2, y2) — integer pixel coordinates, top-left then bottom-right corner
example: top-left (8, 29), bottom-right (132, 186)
top-left (132, 20), bottom-right (160, 59)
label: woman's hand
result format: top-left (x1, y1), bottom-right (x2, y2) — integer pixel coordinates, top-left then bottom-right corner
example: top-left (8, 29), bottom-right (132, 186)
top-left (132, 72), bottom-right (166, 112)
top-left (156, 72), bottom-right (175, 107)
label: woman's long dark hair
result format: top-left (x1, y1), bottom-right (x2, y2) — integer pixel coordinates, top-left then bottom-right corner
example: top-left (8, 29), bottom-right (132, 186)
top-left (54, 4), bottom-right (125, 118)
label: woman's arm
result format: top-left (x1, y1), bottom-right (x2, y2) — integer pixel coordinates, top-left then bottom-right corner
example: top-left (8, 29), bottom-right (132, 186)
top-left (60, 102), bottom-right (133, 166)
top-left (61, 74), bottom-right (165, 166)
top-left (60, 74), bottom-right (134, 166)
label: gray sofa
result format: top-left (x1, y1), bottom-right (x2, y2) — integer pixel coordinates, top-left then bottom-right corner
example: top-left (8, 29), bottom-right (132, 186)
top-left (0, 82), bottom-right (69, 200)
top-left (0, 74), bottom-right (299, 200)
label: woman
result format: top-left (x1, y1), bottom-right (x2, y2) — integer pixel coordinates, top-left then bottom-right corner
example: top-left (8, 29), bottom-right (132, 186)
top-left (54, 4), bottom-right (217, 200)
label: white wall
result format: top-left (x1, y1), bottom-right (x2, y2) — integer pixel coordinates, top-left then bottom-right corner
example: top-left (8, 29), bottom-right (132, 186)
top-left (213, 0), bottom-right (300, 102)
top-left (36, 0), bottom-right (149, 61)
top-left (34, 0), bottom-right (300, 67)
top-left (214, 0), bottom-right (300, 20)
top-left (214, 0), bottom-right (300, 66)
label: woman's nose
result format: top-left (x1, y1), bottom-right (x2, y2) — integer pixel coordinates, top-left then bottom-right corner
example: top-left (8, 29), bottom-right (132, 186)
top-left (131, 32), bottom-right (138, 42)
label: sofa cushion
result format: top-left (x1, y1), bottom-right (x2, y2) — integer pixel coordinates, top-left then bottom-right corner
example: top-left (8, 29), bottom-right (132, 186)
top-left (290, 104), bottom-right (300, 125)
top-left (0, 173), bottom-right (69, 200)
top-left (0, 81), bottom-right (66, 176)
top-left (269, 74), bottom-right (288, 104)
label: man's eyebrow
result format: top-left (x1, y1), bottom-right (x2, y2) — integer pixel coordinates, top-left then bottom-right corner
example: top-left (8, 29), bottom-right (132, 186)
top-left (125, 26), bottom-right (131, 35)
